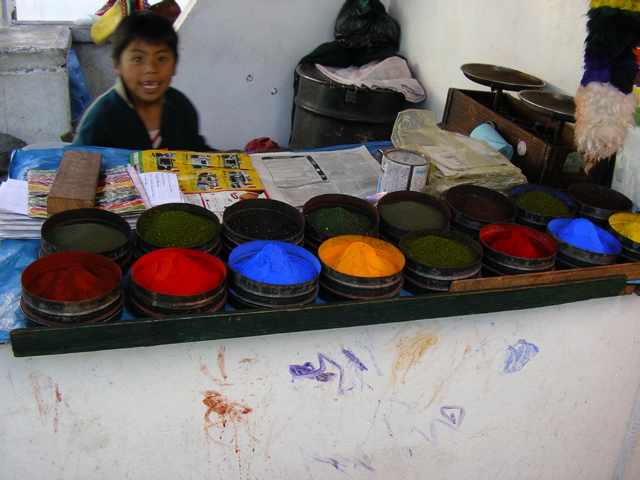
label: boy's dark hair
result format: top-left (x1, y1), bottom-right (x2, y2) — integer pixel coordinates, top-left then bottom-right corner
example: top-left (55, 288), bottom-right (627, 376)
top-left (111, 10), bottom-right (178, 61)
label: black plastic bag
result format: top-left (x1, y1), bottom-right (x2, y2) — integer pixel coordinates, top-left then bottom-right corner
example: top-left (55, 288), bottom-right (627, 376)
top-left (334, 0), bottom-right (401, 50)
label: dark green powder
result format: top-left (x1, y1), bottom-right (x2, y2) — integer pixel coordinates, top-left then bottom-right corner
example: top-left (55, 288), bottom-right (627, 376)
top-left (306, 207), bottom-right (373, 236)
top-left (226, 211), bottom-right (299, 240)
top-left (512, 190), bottom-right (571, 216)
top-left (138, 210), bottom-right (218, 248)
top-left (401, 235), bottom-right (478, 268)
top-left (46, 223), bottom-right (128, 253)
top-left (378, 200), bottom-right (446, 231)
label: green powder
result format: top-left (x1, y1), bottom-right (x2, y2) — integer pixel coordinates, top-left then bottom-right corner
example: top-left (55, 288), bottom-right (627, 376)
top-left (46, 223), bottom-right (128, 253)
top-left (378, 200), bottom-right (446, 231)
top-left (512, 190), bottom-right (571, 216)
top-left (138, 210), bottom-right (218, 248)
top-left (401, 235), bottom-right (478, 268)
top-left (306, 207), bottom-right (373, 236)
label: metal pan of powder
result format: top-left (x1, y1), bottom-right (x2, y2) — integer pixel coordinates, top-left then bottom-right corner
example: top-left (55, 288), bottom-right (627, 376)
top-left (134, 203), bottom-right (222, 258)
top-left (376, 190), bottom-right (451, 245)
top-left (445, 184), bottom-right (517, 238)
top-left (509, 183), bottom-right (577, 232)
top-left (303, 193), bottom-right (379, 254)
top-left (222, 198), bottom-right (304, 258)
top-left (568, 182), bottom-right (633, 228)
top-left (40, 208), bottom-right (133, 273)
top-left (227, 240), bottom-right (321, 308)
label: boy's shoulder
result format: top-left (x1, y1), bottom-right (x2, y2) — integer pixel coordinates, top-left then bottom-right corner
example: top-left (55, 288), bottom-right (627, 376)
top-left (78, 86), bottom-right (124, 123)
top-left (164, 87), bottom-right (197, 111)
top-left (165, 86), bottom-right (190, 101)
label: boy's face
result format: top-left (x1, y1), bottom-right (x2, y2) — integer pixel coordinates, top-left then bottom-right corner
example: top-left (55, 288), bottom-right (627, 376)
top-left (114, 40), bottom-right (176, 107)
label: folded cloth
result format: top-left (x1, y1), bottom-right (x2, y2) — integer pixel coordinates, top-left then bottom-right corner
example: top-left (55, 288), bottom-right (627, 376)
top-left (315, 56), bottom-right (426, 103)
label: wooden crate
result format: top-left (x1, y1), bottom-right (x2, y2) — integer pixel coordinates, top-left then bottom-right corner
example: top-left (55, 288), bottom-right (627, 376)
top-left (439, 88), bottom-right (615, 189)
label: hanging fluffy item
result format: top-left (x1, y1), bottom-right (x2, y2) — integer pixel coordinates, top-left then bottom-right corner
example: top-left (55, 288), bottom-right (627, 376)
top-left (574, 1), bottom-right (640, 171)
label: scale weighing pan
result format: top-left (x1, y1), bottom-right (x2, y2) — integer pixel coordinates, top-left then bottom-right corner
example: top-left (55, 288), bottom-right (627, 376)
top-left (460, 63), bottom-right (546, 92)
top-left (518, 90), bottom-right (576, 123)
top-left (519, 90), bottom-right (576, 144)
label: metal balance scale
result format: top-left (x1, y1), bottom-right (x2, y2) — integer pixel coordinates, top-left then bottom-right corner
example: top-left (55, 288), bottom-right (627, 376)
top-left (461, 63), bottom-right (576, 145)
top-left (440, 63), bottom-right (613, 188)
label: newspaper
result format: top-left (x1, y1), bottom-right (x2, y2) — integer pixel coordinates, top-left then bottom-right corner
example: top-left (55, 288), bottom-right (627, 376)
top-left (129, 150), bottom-right (271, 220)
top-left (130, 150), bottom-right (264, 193)
top-left (249, 146), bottom-right (381, 208)
top-left (184, 190), bottom-right (269, 221)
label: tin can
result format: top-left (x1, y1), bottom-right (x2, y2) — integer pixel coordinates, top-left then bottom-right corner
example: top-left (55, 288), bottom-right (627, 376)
top-left (378, 148), bottom-right (430, 193)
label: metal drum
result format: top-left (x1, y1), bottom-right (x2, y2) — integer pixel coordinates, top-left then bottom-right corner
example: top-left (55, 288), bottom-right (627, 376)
top-left (290, 63), bottom-right (407, 149)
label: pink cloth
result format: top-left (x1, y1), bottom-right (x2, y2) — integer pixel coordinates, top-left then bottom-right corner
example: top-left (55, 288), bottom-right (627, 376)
top-left (315, 57), bottom-right (426, 103)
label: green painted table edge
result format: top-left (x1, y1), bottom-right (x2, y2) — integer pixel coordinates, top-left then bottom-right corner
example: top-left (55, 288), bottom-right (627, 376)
top-left (9, 273), bottom-right (631, 357)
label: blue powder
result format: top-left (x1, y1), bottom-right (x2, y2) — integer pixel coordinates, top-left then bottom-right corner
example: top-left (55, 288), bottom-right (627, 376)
top-left (554, 218), bottom-right (613, 254)
top-left (232, 243), bottom-right (317, 284)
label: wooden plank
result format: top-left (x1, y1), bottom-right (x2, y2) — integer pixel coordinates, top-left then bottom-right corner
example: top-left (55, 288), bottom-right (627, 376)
top-left (449, 262), bottom-right (640, 293)
top-left (9, 274), bottom-right (629, 357)
top-left (47, 150), bottom-right (102, 213)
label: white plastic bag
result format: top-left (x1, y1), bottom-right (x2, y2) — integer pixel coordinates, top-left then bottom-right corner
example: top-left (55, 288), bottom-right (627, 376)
top-left (391, 109), bottom-right (527, 198)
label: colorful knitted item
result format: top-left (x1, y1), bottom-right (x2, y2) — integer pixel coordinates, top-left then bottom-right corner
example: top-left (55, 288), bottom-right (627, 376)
top-left (575, 1), bottom-right (640, 170)
top-left (95, 0), bottom-right (117, 16)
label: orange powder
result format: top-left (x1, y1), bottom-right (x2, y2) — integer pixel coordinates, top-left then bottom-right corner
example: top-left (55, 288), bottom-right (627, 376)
top-left (326, 241), bottom-right (398, 277)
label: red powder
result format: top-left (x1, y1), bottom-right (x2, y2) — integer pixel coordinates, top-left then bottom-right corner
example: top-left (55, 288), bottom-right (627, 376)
top-left (134, 249), bottom-right (223, 295)
top-left (25, 264), bottom-right (119, 301)
top-left (488, 227), bottom-right (545, 259)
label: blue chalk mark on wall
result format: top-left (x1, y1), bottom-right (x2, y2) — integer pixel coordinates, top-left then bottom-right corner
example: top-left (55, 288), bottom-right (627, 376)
top-left (503, 339), bottom-right (539, 374)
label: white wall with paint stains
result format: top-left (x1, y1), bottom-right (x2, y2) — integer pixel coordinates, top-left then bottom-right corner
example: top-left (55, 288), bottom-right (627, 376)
top-left (2, 0), bottom-right (640, 478)
top-left (1, 294), bottom-right (640, 479)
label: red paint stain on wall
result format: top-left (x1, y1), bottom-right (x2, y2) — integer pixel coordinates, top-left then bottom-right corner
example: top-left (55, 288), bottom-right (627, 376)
top-left (30, 373), bottom-right (62, 432)
top-left (203, 390), bottom-right (255, 454)
top-left (217, 346), bottom-right (228, 381)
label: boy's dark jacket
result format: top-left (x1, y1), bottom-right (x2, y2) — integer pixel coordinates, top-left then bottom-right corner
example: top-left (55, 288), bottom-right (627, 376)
top-left (72, 78), bottom-right (214, 152)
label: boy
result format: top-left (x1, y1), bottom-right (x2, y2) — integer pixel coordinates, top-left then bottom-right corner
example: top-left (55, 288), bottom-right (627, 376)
top-left (72, 10), bottom-right (214, 152)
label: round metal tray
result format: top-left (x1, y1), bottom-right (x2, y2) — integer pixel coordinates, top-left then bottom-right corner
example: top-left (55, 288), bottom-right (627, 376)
top-left (460, 63), bottom-right (545, 91)
top-left (518, 90), bottom-right (576, 123)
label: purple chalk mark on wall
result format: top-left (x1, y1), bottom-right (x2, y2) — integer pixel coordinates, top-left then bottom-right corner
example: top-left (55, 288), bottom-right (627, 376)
top-left (503, 339), bottom-right (539, 374)
top-left (313, 456), bottom-right (347, 473)
top-left (289, 353), bottom-right (345, 394)
top-left (313, 455), bottom-right (375, 472)
top-left (341, 347), bottom-right (368, 371)
top-left (411, 422), bottom-right (438, 445)
top-left (314, 372), bottom-right (336, 382)
top-left (288, 361), bottom-right (322, 378)
top-left (354, 340), bottom-right (383, 376)
top-left (341, 346), bottom-right (373, 393)
top-left (383, 414), bottom-right (394, 438)
top-left (438, 406), bottom-right (465, 431)
top-left (356, 459), bottom-right (375, 471)
top-left (411, 405), bottom-right (466, 446)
